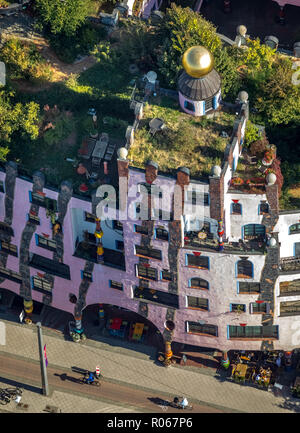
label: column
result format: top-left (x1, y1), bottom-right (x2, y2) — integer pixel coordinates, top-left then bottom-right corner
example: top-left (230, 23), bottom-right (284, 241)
top-left (24, 299), bottom-right (33, 325)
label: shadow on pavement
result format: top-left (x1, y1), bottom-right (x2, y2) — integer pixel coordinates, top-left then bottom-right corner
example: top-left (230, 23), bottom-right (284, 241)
top-left (54, 373), bottom-right (82, 384)
top-left (0, 376), bottom-right (41, 395)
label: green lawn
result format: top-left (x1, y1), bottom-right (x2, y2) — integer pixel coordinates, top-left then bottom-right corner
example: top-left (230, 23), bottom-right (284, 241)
top-left (10, 56), bottom-right (135, 189)
top-left (128, 95), bottom-right (235, 178)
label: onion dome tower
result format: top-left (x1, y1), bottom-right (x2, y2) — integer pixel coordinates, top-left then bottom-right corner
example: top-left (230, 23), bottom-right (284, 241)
top-left (178, 46), bottom-right (221, 116)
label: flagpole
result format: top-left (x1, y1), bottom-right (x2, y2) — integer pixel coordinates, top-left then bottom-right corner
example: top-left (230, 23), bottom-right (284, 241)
top-left (37, 322), bottom-right (49, 396)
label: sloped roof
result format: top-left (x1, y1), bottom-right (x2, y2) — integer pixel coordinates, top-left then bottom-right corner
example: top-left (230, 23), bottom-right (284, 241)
top-left (178, 68), bottom-right (221, 101)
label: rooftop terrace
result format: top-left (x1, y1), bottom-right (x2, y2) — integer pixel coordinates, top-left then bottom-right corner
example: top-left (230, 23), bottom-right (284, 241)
top-left (128, 96), bottom-right (236, 179)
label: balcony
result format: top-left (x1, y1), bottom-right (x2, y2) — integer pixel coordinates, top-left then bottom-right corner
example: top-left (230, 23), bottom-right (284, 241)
top-left (73, 235), bottom-right (125, 271)
top-left (133, 286), bottom-right (179, 309)
top-left (184, 231), bottom-right (266, 254)
top-left (280, 256), bottom-right (300, 274)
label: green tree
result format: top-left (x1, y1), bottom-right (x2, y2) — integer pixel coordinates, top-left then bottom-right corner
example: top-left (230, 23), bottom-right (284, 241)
top-left (0, 89), bottom-right (40, 161)
top-left (156, 5), bottom-right (240, 97)
top-left (35, 0), bottom-right (92, 36)
top-left (252, 57), bottom-right (300, 125)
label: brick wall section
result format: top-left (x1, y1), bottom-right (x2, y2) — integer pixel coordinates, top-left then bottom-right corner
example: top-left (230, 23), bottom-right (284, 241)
top-left (0, 162), bottom-right (17, 286)
top-left (209, 174), bottom-right (225, 221)
top-left (42, 180), bottom-right (73, 305)
top-left (19, 171), bottom-right (45, 301)
top-left (259, 199), bottom-right (279, 351)
top-left (176, 167), bottom-right (190, 214)
top-left (265, 184), bottom-right (279, 213)
top-left (74, 191), bottom-right (97, 319)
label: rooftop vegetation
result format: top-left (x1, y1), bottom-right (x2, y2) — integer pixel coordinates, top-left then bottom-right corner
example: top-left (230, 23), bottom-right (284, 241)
top-left (128, 96), bottom-right (235, 178)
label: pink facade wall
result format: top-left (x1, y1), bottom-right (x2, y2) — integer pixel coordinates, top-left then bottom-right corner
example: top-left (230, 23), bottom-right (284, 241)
top-left (273, 0), bottom-right (300, 6)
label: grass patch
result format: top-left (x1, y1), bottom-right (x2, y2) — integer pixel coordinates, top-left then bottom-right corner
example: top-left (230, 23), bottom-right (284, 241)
top-left (128, 97), bottom-right (235, 178)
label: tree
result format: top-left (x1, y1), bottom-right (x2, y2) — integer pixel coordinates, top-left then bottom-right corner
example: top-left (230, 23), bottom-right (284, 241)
top-left (35, 0), bottom-right (92, 36)
top-left (251, 57), bottom-right (300, 125)
top-left (0, 89), bottom-right (40, 161)
top-left (156, 5), bottom-right (241, 98)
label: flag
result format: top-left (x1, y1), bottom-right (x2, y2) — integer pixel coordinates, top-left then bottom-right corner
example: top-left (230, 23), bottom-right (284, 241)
top-left (44, 344), bottom-right (48, 367)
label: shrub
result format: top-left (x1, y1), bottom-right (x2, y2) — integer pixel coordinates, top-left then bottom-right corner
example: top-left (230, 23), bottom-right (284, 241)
top-left (250, 138), bottom-right (268, 156)
top-left (244, 121), bottom-right (261, 146)
top-left (0, 38), bottom-right (53, 82)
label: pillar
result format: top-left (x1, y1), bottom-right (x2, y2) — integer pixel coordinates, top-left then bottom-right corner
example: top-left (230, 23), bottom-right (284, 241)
top-left (164, 341), bottom-right (173, 360)
top-left (95, 218), bottom-right (104, 264)
top-left (221, 350), bottom-right (230, 369)
top-left (218, 219), bottom-right (224, 251)
top-left (24, 299), bottom-right (33, 325)
top-left (74, 314), bottom-right (83, 334)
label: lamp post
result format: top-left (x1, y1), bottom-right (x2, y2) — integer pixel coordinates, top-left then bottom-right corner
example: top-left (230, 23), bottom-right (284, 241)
top-left (36, 322), bottom-right (49, 396)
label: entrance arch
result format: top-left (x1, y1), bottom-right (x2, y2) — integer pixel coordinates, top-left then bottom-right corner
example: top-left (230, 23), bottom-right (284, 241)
top-left (82, 303), bottom-right (165, 352)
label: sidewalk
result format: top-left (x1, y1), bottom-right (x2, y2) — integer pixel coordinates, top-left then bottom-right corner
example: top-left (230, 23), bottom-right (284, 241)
top-left (0, 318), bottom-right (298, 413)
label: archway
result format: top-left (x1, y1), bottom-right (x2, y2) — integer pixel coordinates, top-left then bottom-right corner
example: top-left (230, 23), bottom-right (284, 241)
top-left (81, 303), bottom-right (165, 353)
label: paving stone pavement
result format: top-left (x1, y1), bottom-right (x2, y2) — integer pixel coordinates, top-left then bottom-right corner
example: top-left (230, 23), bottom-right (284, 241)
top-left (0, 320), bottom-right (297, 413)
top-left (0, 379), bottom-right (139, 413)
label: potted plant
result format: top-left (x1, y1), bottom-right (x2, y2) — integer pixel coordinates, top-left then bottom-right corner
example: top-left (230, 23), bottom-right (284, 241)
top-left (231, 177), bottom-right (244, 186)
top-left (262, 150), bottom-right (274, 166)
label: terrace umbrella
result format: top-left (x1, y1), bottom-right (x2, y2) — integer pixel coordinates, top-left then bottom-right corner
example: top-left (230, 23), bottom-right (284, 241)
top-left (77, 164), bottom-right (86, 175)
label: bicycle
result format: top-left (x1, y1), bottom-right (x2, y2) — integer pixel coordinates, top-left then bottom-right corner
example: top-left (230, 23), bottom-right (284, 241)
top-left (80, 375), bottom-right (101, 387)
top-left (169, 397), bottom-right (193, 410)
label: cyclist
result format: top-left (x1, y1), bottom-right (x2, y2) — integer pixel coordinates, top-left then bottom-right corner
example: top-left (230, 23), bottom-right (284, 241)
top-left (85, 372), bottom-right (95, 384)
top-left (180, 397), bottom-right (189, 409)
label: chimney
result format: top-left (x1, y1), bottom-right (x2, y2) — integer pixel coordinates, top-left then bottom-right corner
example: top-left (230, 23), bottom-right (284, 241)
top-left (209, 172), bottom-right (224, 221)
top-left (145, 160), bottom-right (158, 184)
top-left (175, 167), bottom-right (190, 218)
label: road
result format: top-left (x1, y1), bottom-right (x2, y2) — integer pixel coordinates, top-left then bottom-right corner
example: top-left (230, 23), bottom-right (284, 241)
top-left (0, 352), bottom-right (224, 413)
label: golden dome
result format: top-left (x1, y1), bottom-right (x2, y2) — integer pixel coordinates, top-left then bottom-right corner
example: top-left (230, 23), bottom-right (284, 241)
top-left (182, 46), bottom-right (214, 78)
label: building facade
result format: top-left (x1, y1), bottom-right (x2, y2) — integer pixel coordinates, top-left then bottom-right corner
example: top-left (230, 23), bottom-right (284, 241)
top-left (1, 93), bottom-right (300, 354)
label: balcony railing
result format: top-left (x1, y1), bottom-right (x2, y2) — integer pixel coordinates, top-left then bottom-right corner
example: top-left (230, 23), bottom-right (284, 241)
top-left (184, 231), bottom-right (266, 254)
top-left (280, 256), bottom-right (300, 273)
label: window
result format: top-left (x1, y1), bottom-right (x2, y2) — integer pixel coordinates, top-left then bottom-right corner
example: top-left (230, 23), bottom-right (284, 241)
top-left (228, 325), bottom-right (278, 340)
top-left (133, 286), bottom-right (179, 308)
top-left (29, 254), bottom-right (71, 280)
top-left (161, 270), bottom-right (172, 281)
top-left (186, 321), bottom-right (218, 337)
top-left (29, 191), bottom-right (57, 211)
top-left (115, 240), bottom-right (124, 251)
top-left (135, 245), bottom-right (162, 260)
top-left (35, 234), bottom-right (57, 252)
top-left (152, 208), bottom-right (173, 221)
top-left (187, 296), bottom-right (209, 311)
top-left (186, 254), bottom-right (209, 269)
top-left (289, 224), bottom-right (300, 234)
top-left (280, 300), bottom-right (300, 317)
top-left (184, 101), bottom-right (195, 112)
top-left (84, 212), bottom-right (97, 223)
top-left (231, 203), bottom-right (242, 215)
top-left (0, 181), bottom-right (4, 193)
top-left (230, 303), bottom-right (246, 313)
top-left (295, 242), bottom-right (300, 257)
top-left (31, 276), bottom-right (52, 295)
top-left (259, 202), bottom-right (269, 215)
top-left (189, 278), bottom-right (209, 290)
top-left (69, 294), bottom-right (77, 304)
top-left (237, 259), bottom-right (253, 279)
top-left (243, 224), bottom-right (265, 240)
top-left (205, 96), bottom-right (213, 111)
top-left (155, 228), bottom-right (168, 241)
top-left (238, 282), bottom-right (260, 294)
top-left (186, 190), bottom-right (209, 205)
top-left (0, 266), bottom-right (22, 284)
top-left (250, 302), bottom-right (268, 314)
top-left (27, 213), bottom-right (40, 225)
top-left (110, 280), bottom-right (123, 290)
top-left (280, 280), bottom-right (300, 296)
top-left (134, 225), bottom-right (148, 235)
top-left (81, 270), bottom-right (93, 282)
top-left (0, 222), bottom-right (14, 236)
top-left (0, 240), bottom-right (18, 257)
top-left (113, 220), bottom-right (123, 232)
top-left (136, 264), bottom-right (158, 281)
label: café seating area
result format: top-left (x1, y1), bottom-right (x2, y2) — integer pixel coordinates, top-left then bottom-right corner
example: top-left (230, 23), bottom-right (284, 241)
top-left (230, 350), bottom-right (283, 389)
